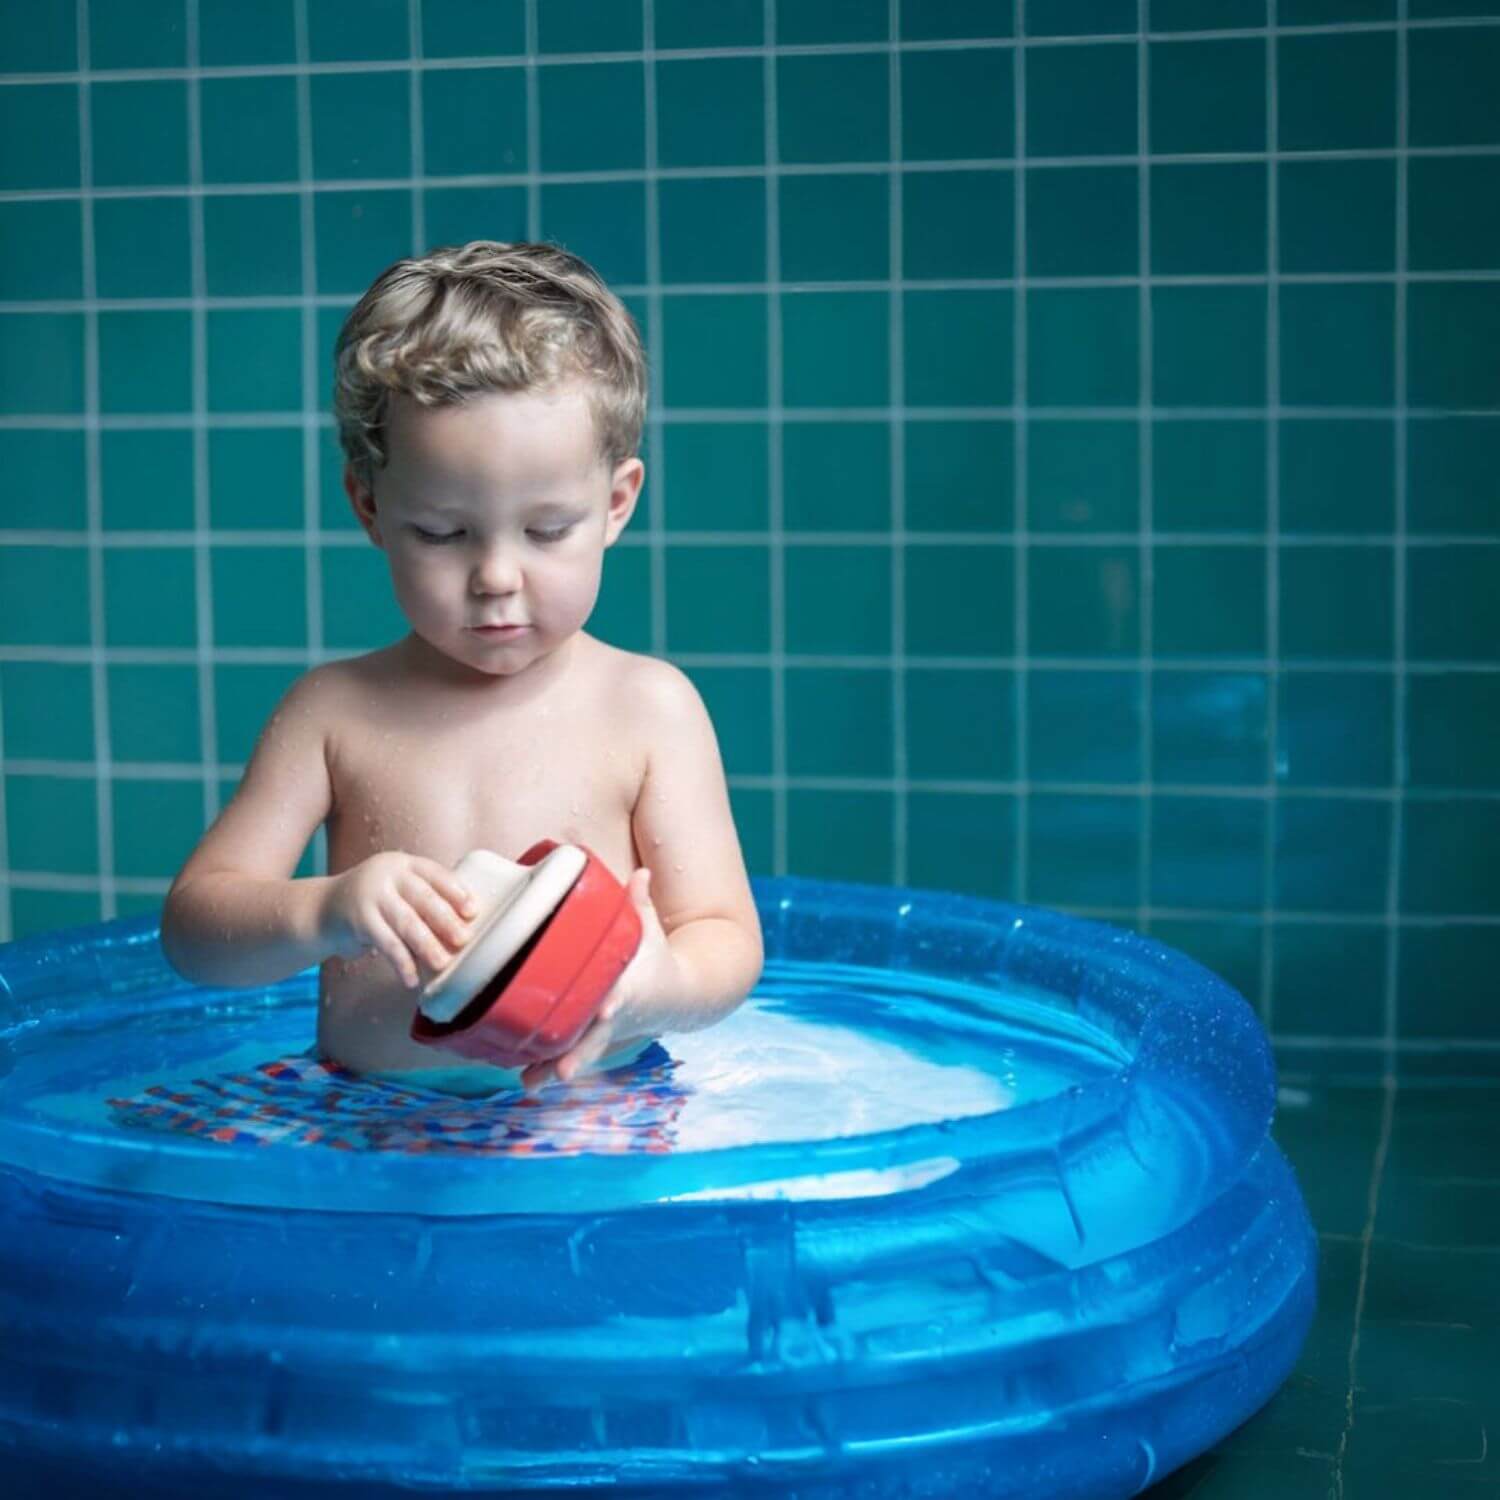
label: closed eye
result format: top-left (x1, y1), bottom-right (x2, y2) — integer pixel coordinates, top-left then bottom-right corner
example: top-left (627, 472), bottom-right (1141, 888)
top-left (411, 525), bottom-right (463, 545)
top-left (528, 525), bottom-right (575, 544)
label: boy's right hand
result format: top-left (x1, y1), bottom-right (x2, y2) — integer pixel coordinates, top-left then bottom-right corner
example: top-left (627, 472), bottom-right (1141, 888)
top-left (317, 852), bottom-right (477, 989)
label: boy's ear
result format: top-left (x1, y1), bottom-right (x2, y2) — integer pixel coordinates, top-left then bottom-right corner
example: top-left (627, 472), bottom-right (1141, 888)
top-left (343, 463), bottom-right (383, 546)
top-left (602, 458), bottom-right (645, 547)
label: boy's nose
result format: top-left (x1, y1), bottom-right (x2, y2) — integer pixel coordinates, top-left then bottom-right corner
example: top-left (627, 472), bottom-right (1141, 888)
top-left (470, 548), bottom-right (522, 594)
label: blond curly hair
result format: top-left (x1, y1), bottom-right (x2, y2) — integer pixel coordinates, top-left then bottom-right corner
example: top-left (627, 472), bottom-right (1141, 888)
top-left (332, 240), bottom-right (647, 488)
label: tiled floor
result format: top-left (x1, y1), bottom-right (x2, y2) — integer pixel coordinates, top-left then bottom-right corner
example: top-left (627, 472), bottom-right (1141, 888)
top-left (1148, 1084), bottom-right (1500, 1499)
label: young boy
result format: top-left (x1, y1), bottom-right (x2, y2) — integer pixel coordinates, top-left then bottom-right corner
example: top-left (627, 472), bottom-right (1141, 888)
top-left (160, 240), bottom-right (763, 1096)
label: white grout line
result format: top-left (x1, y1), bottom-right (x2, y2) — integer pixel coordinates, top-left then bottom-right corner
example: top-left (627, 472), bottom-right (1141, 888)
top-left (1385, 3), bottom-right (1412, 1082)
top-left (75, 0), bottom-right (117, 922)
top-left (1261, 2), bottom-right (1282, 1032)
top-left (1012, 0), bottom-right (1030, 901)
top-left (524, 0), bottom-right (540, 238)
top-left (643, 0), bottom-right (667, 660)
top-left (765, 0), bottom-right (788, 878)
top-left (1136, 0), bottom-right (1154, 935)
top-left (184, 0), bottom-right (220, 848)
top-left (889, 0), bottom-right (908, 886)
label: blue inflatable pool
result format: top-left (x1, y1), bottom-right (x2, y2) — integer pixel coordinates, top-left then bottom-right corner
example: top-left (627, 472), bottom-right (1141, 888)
top-left (0, 876), bottom-right (1316, 1497)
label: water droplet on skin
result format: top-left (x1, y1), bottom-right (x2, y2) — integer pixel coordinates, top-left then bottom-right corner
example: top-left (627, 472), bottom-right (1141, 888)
top-left (672, 863), bottom-right (683, 873)
top-left (651, 837), bottom-right (663, 847)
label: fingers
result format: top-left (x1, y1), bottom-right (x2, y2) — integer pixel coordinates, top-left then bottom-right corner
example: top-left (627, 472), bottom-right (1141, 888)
top-left (367, 910), bottom-right (420, 989)
top-left (386, 898), bottom-right (458, 984)
top-left (414, 859), bottom-right (477, 922)
top-left (402, 870), bottom-right (474, 950)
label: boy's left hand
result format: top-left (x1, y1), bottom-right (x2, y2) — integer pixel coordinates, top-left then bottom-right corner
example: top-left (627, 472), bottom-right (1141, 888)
top-left (519, 868), bottom-right (686, 1093)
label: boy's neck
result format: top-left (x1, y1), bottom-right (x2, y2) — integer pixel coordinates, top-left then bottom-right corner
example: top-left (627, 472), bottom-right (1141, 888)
top-left (397, 629), bottom-right (585, 705)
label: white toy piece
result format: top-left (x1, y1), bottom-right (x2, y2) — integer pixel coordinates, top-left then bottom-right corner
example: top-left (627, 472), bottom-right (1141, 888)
top-left (417, 845), bottom-right (587, 1025)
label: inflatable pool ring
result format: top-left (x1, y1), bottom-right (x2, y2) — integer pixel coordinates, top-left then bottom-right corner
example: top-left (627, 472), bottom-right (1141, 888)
top-left (0, 876), bottom-right (1318, 1498)
top-left (409, 840), bottom-right (642, 1068)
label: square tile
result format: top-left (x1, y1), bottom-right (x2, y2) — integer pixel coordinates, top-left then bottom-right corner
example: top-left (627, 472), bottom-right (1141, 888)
top-left (1278, 158), bottom-right (1396, 274)
top-left (112, 778), bottom-right (203, 880)
top-left (211, 546), bottom-right (307, 648)
top-left (0, 545), bottom-right (88, 645)
top-left (200, 77), bottom-right (300, 184)
top-left (663, 545), bottom-right (771, 653)
top-left (780, 173), bottom-right (890, 282)
top-left (108, 663), bottom-right (201, 763)
top-left (1153, 916), bottom-right (1264, 1011)
top-left (421, 0), bottom-right (523, 55)
top-left (314, 189), bottom-right (412, 295)
top-left (423, 184), bottom-right (528, 249)
top-left (0, 313), bottom-right (83, 414)
top-left (656, 0), bottom-right (761, 48)
top-left (1277, 670), bottom-right (1393, 789)
top-left (101, 429), bottom-right (194, 530)
top-left (687, 665), bottom-right (773, 778)
top-left (662, 421), bottom-right (769, 532)
top-left (902, 168), bottom-right (1014, 280)
top-left (423, 65), bottom-right (527, 178)
top-left (1150, 38), bottom-right (1265, 154)
top-left (1151, 162), bottom-right (1267, 276)
top-left (905, 667), bottom-right (1017, 780)
top-left (1028, 0), bottom-right (1135, 35)
top-left (209, 428), bottom-right (302, 530)
top-left (783, 291), bottom-right (889, 406)
top-left (1152, 671), bottom-right (1269, 785)
top-left (1150, 0), bottom-right (1264, 24)
top-left (785, 543), bottom-right (891, 654)
top-left (1028, 545), bottom-right (1140, 656)
top-left (661, 293), bottom-right (767, 409)
top-left (906, 543), bottom-right (1014, 655)
top-left (212, 663), bottom-right (302, 766)
top-left (4, 775), bottom-right (98, 876)
top-left (200, 0), bottom-right (296, 64)
top-left (539, 0), bottom-right (642, 50)
top-left (1026, 166), bottom-right (1137, 277)
top-left (1406, 674), bottom-right (1500, 790)
top-left (730, 787), bottom-right (774, 876)
top-left (204, 193), bottom-right (302, 297)
top-left (0, 85), bottom-right (79, 192)
top-left (656, 58), bottom-right (763, 169)
top-left (591, 543), bottom-right (650, 654)
top-left (903, 46), bottom-right (1014, 160)
top-left (1281, 0), bottom-right (1394, 16)
top-left (1153, 544), bottom-right (1266, 658)
top-left (1280, 544), bottom-right (1394, 661)
top-left (1398, 926), bottom-right (1500, 1037)
top-left (777, 0), bottom-right (886, 45)
top-left (1026, 42), bottom-right (1136, 157)
top-left (311, 71), bottom-right (411, 180)
top-left (787, 788), bottom-right (895, 883)
top-left (1153, 285), bottom-right (1267, 409)
top-left (90, 80), bottom-right (187, 188)
top-left (905, 289), bottom-right (1013, 407)
top-left (307, 0), bottom-right (408, 61)
top-left (1274, 797), bottom-right (1392, 913)
top-left (904, 419), bottom-right (1014, 532)
top-left (319, 546), bottom-right (408, 651)
top-left (2, 0), bottom-right (77, 71)
top-left (659, 176), bottom-right (766, 284)
top-left (785, 668), bottom-right (894, 777)
top-left (0, 200), bottom-right (83, 300)
top-left (104, 547), bottom-right (196, 647)
top-left (1402, 799), bottom-right (1500, 914)
top-left (93, 195), bottom-right (192, 299)
top-left (1409, 25), bottom-right (1500, 147)
top-left (1027, 668), bottom-right (1142, 784)
top-left (206, 308), bottom-right (302, 412)
top-left (1150, 794), bottom-right (1266, 910)
top-left (1028, 792), bottom-right (1141, 910)
top-left (0, 430), bottom-right (86, 530)
top-left (1271, 922), bottom-right (1386, 1038)
top-left (1152, 420), bottom-right (1266, 533)
top-left (88, 0), bottom-right (186, 69)
top-left (908, 792), bottom-right (1019, 900)
top-left (1277, 31), bottom-right (1396, 152)
top-left (1407, 544), bottom-right (1500, 661)
top-left (97, 310), bottom-right (192, 414)
top-left (1278, 419), bottom-right (1395, 534)
top-left (1410, 155), bottom-right (1500, 273)
top-left (901, 2), bottom-right (1014, 41)
top-left (0, 661), bottom-right (95, 760)
top-left (784, 421), bottom-right (890, 531)
top-left (1027, 420), bottom-right (1138, 532)
top-left (1279, 283), bottom-right (1394, 408)
top-left (779, 53), bottom-right (889, 165)
top-left (541, 180), bottom-right (648, 288)
top-left (1026, 288), bottom-right (1137, 407)
top-left (1408, 418), bottom-right (1500, 535)
top-left (1409, 282), bottom-right (1500, 410)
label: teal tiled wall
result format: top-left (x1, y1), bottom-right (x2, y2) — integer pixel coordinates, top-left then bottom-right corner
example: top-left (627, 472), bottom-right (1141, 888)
top-left (2, 0), bottom-right (1498, 1081)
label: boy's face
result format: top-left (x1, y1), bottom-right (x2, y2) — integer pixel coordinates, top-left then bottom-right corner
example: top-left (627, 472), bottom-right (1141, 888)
top-left (346, 382), bottom-right (643, 681)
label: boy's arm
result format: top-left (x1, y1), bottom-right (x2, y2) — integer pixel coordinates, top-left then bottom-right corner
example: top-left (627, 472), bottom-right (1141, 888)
top-left (160, 667), bottom-right (339, 987)
top-left (627, 660), bottom-right (763, 1032)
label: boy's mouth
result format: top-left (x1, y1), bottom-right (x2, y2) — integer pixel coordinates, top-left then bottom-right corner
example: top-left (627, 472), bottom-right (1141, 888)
top-left (471, 624), bottom-right (531, 635)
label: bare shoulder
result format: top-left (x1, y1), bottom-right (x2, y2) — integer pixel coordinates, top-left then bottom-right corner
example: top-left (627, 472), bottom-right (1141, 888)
top-left (589, 639), bottom-right (706, 730)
